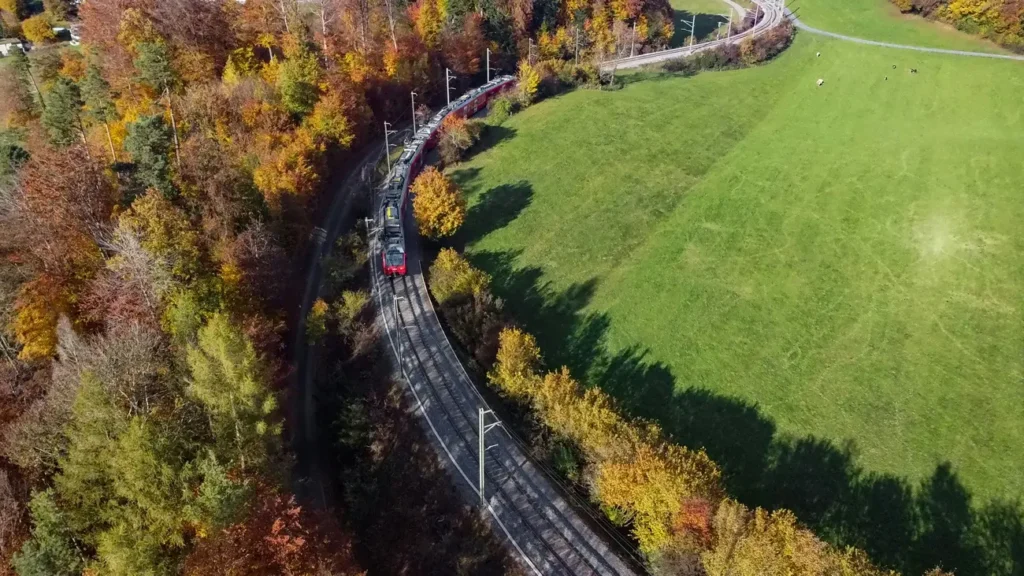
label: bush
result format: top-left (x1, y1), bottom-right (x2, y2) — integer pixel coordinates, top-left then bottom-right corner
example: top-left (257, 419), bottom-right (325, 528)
top-left (438, 115), bottom-right (481, 165)
top-left (663, 44), bottom-right (741, 74)
top-left (892, 0), bottom-right (914, 12)
top-left (665, 22), bottom-right (793, 73)
top-left (428, 249), bottom-right (505, 368)
top-left (755, 20), bottom-right (795, 62)
top-left (516, 60), bottom-right (540, 105)
top-left (306, 298), bottom-right (329, 342)
top-left (333, 290), bottom-right (369, 337)
top-left (20, 14), bottom-right (54, 44)
top-left (487, 95), bottom-right (516, 125)
top-left (428, 248), bottom-right (489, 305)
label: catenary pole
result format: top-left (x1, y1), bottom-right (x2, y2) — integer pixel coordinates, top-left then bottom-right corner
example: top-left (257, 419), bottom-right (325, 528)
top-left (383, 121), bottom-right (397, 172)
top-left (410, 92), bottom-right (417, 133)
top-left (445, 68), bottom-right (454, 106)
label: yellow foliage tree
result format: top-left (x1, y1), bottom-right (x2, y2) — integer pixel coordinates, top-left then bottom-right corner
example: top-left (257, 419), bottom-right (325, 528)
top-left (253, 128), bottom-right (324, 208)
top-left (12, 275), bottom-right (69, 361)
top-left (489, 324), bottom-right (725, 557)
top-left (21, 14), bottom-right (55, 44)
top-left (223, 47), bottom-right (258, 86)
top-left (428, 248), bottom-right (490, 305)
top-left (342, 51), bottom-right (374, 84)
top-left (516, 59), bottom-right (540, 104)
top-left (946, 0), bottom-right (1001, 28)
top-left (303, 91), bottom-right (355, 148)
top-left (595, 436), bottom-right (723, 554)
top-left (488, 327), bottom-right (541, 401)
top-left (0, 0), bottom-right (24, 19)
top-left (59, 50), bottom-right (87, 81)
top-left (411, 166), bottom-right (466, 239)
top-left (218, 260), bottom-right (244, 307)
top-left (118, 190), bottom-right (202, 281)
top-left (414, 0), bottom-right (443, 47)
top-left (702, 501), bottom-right (831, 576)
top-left (173, 48), bottom-right (217, 84)
top-left (117, 8), bottom-right (160, 53)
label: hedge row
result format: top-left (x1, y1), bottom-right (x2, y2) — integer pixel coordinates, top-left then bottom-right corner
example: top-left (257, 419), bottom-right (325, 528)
top-left (661, 20), bottom-right (795, 75)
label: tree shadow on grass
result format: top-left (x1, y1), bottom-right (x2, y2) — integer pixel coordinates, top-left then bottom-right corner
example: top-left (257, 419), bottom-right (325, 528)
top-left (671, 10), bottom-right (730, 47)
top-left (469, 246), bottom-right (1024, 576)
top-left (448, 175), bottom-right (534, 249)
top-left (467, 125), bottom-right (517, 163)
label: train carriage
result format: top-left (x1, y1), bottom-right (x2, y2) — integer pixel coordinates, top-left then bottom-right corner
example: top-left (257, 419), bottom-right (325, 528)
top-left (379, 76), bottom-right (516, 277)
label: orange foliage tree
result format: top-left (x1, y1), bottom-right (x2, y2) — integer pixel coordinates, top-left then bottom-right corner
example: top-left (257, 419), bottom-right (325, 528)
top-left (183, 487), bottom-right (364, 576)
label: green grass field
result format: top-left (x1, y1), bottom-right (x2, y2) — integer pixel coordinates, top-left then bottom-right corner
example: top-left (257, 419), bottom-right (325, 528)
top-left (452, 33), bottom-right (1024, 566)
top-left (793, 0), bottom-right (1006, 52)
top-left (669, 0), bottom-right (735, 46)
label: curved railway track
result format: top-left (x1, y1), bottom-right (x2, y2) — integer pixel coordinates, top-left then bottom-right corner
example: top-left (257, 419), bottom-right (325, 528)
top-left (364, 2), bottom-right (785, 573)
top-left (601, 0), bottom-right (786, 70)
top-left (303, 0), bottom-right (1023, 570)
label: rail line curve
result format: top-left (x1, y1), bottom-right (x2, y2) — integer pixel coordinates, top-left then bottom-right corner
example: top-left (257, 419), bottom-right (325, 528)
top-left (365, 1), bottom-right (785, 573)
top-left (369, 80), bottom-right (646, 575)
top-left (602, 0), bottom-right (785, 70)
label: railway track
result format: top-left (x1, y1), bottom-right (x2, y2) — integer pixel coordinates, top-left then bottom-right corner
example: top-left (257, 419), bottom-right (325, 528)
top-left (363, 2), bottom-right (787, 573)
top-left (601, 0), bottom-right (786, 70)
top-left (369, 215), bottom-right (645, 575)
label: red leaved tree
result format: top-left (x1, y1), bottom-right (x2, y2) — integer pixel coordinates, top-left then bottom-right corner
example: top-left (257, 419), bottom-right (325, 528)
top-left (183, 486), bottom-right (364, 576)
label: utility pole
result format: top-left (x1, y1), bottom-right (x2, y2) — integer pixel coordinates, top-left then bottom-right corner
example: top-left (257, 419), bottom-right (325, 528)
top-left (728, 11), bottom-right (732, 38)
top-left (528, 39), bottom-right (535, 65)
top-left (690, 14), bottom-right (697, 46)
top-left (486, 48), bottom-right (491, 82)
top-left (575, 24), bottom-right (580, 66)
top-left (383, 121), bottom-right (397, 172)
top-left (445, 68), bottom-right (455, 106)
top-left (630, 20), bottom-right (636, 57)
top-left (478, 408), bottom-right (501, 507)
top-left (410, 92), bottom-right (417, 133)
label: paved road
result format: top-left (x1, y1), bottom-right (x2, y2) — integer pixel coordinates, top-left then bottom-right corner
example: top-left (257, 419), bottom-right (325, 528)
top-left (369, 192), bottom-right (644, 575)
top-left (788, 10), bottom-right (1024, 60)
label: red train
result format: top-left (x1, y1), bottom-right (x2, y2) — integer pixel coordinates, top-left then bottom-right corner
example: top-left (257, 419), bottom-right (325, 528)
top-left (381, 75), bottom-right (517, 277)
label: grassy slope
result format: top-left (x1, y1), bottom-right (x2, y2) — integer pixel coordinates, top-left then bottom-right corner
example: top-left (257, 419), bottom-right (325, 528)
top-left (670, 0), bottom-right (736, 46)
top-left (453, 34), bottom-right (1024, 506)
top-left (793, 0), bottom-right (1006, 52)
top-left (671, 0), bottom-right (736, 14)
